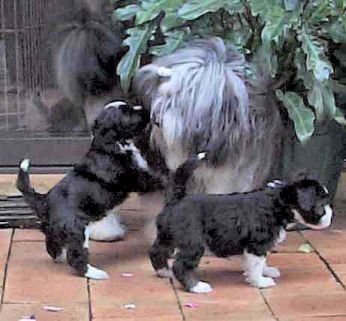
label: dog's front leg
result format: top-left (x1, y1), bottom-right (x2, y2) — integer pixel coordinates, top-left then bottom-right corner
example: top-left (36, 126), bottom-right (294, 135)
top-left (67, 228), bottom-right (109, 280)
top-left (243, 250), bottom-right (275, 288)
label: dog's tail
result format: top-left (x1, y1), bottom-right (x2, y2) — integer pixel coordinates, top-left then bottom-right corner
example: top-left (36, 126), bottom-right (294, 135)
top-left (16, 159), bottom-right (48, 218)
top-left (166, 152), bottom-right (206, 205)
top-left (53, 0), bottom-right (122, 106)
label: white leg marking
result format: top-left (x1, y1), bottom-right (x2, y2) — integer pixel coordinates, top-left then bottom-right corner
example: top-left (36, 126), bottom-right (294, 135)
top-left (243, 250), bottom-right (275, 288)
top-left (276, 228), bottom-right (287, 244)
top-left (323, 185), bottom-right (329, 194)
top-left (197, 152), bottom-right (206, 160)
top-left (20, 159), bottom-right (30, 172)
top-left (84, 226), bottom-right (90, 249)
top-left (88, 212), bottom-right (126, 242)
top-left (117, 140), bottom-right (149, 170)
top-left (54, 248), bottom-right (67, 263)
top-left (156, 268), bottom-right (173, 279)
top-left (190, 281), bottom-right (213, 293)
top-left (84, 264), bottom-right (109, 280)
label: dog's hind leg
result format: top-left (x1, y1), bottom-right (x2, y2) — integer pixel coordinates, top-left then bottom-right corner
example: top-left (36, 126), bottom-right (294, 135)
top-left (66, 230), bottom-right (109, 280)
top-left (46, 236), bottom-right (66, 263)
top-left (173, 242), bottom-right (212, 293)
top-left (149, 238), bottom-right (174, 278)
top-left (243, 250), bottom-right (275, 288)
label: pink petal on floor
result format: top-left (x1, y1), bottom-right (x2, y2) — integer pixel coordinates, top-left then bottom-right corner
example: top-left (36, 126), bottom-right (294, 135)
top-left (184, 302), bottom-right (199, 308)
top-left (121, 273), bottom-right (134, 277)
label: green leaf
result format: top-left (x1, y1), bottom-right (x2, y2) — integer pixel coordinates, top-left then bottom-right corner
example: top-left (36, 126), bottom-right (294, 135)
top-left (298, 27), bottom-right (333, 82)
top-left (308, 80), bottom-right (336, 122)
top-left (295, 49), bottom-right (314, 89)
top-left (249, 0), bottom-right (281, 18)
top-left (334, 107), bottom-right (346, 125)
top-left (261, 7), bottom-right (286, 45)
top-left (150, 29), bottom-right (187, 56)
top-left (328, 17), bottom-right (346, 43)
top-left (276, 90), bottom-right (315, 143)
top-left (177, 0), bottom-right (241, 20)
top-left (117, 25), bottom-right (154, 92)
top-left (161, 8), bottom-right (185, 32)
top-left (113, 4), bottom-right (140, 21)
top-left (306, 1), bottom-right (332, 24)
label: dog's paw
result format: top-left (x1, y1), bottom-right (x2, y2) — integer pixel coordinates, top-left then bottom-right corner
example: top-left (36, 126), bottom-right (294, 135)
top-left (54, 248), bottom-right (67, 263)
top-left (85, 264), bottom-right (110, 280)
top-left (263, 266), bottom-right (281, 278)
top-left (246, 276), bottom-right (275, 288)
top-left (156, 268), bottom-right (173, 279)
top-left (190, 281), bottom-right (213, 293)
top-left (88, 214), bottom-right (126, 242)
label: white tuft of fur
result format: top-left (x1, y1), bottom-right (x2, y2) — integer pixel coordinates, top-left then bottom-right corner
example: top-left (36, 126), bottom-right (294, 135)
top-left (190, 281), bottom-right (213, 293)
top-left (54, 248), bottom-right (67, 263)
top-left (104, 101), bottom-right (127, 109)
top-left (84, 226), bottom-right (90, 248)
top-left (85, 264), bottom-right (109, 280)
top-left (267, 182), bottom-right (276, 188)
top-left (156, 268), bottom-right (173, 279)
top-left (319, 205), bottom-right (333, 228)
top-left (276, 228), bottom-right (287, 244)
top-left (118, 140), bottom-right (149, 171)
top-left (20, 159), bottom-right (30, 172)
top-left (323, 186), bottom-right (329, 194)
top-left (197, 152), bottom-right (206, 160)
top-left (88, 212), bottom-right (126, 242)
top-left (157, 66), bottom-right (173, 77)
top-left (132, 105), bottom-right (143, 110)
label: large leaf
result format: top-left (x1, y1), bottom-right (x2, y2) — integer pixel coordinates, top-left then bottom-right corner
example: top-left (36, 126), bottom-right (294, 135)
top-left (249, 0), bottom-right (282, 18)
top-left (117, 25), bottom-right (154, 92)
top-left (177, 0), bottom-right (241, 20)
top-left (276, 90), bottom-right (315, 143)
top-left (298, 27), bottom-right (333, 83)
top-left (308, 80), bottom-right (336, 122)
top-left (306, 1), bottom-right (331, 24)
top-left (284, 0), bottom-right (298, 11)
top-left (150, 29), bottom-right (187, 56)
top-left (328, 17), bottom-right (346, 43)
top-left (113, 4), bottom-right (140, 21)
top-left (261, 7), bottom-right (287, 45)
top-left (295, 49), bottom-right (314, 89)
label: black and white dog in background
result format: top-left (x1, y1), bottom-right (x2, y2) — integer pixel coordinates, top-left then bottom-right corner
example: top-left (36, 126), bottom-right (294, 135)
top-left (17, 101), bottom-right (163, 279)
top-left (149, 166), bottom-right (333, 293)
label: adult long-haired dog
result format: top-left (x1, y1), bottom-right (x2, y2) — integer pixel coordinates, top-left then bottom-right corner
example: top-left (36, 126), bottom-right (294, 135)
top-left (134, 37), bottom-right (281, 194)
top-left (149, 169), bottom-right (333, 293)
top-left (16, 101), bottom-right (162, 279)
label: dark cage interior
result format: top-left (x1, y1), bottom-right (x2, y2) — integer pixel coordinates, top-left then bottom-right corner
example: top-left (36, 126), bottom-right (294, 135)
top-left (0, 0), bottom-right (89, 135)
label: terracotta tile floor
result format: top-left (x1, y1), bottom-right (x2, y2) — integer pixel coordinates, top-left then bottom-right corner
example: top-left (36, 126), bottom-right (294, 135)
top-left (1, 175), bottom-right (346, 320)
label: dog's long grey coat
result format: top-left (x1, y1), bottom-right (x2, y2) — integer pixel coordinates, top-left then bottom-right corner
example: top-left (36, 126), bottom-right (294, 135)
top-left (134, 38), bottom-right (282, 194)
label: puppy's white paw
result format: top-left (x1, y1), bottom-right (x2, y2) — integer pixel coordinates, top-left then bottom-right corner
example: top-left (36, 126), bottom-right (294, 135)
top-left (54, 248), bottom-right (67, 263)
top-left (156, 268), bottom-right (173, 279)
top-left (246, 276), bottom-right (275, 288)
top-left (190, 281), bottom-right (213, 293)
top-left (263, 266), bottom-right (281, 278)
top-left (88, 213), bottom-right (126, 242)
top-left (85, 264), bottom-right (109, 280)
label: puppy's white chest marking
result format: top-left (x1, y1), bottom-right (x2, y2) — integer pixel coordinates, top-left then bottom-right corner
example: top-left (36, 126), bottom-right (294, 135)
top-left (117, 140), bottom-right (149, 170)
top-left (276, 228), bottom-right (286, 244)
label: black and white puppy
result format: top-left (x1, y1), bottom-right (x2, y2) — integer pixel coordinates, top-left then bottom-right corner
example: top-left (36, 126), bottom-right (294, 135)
top-left (149, 172), bottom-right (333, 293)
top-left (17, 100), bottom-right (162, 280)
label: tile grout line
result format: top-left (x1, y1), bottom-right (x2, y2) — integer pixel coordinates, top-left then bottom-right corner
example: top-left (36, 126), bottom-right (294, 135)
top-left (87, 279), bottom-right (93, 321)
top-left (259, 289), bottom-right (280, 321)
top-left (299, 232), bottom-right (346, 290)
top-left (170, 278), bottom-right (186, 321)
top-left (0, 229), bottom-right (15, 311)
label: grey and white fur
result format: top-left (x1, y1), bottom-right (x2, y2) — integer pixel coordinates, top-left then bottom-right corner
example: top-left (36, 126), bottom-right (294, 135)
top-left (134, 37), bottom-right (282, 194)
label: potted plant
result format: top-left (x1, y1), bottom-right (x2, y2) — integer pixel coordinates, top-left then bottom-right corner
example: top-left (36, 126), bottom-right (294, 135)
top-left (112, 0), bottom-right (346, 198)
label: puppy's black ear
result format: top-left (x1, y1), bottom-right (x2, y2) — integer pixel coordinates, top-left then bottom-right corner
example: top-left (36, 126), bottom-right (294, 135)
top-left (296, 186), bottom-right (316, 211)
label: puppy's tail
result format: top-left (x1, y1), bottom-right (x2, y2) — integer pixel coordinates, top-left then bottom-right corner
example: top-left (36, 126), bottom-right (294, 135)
top-left (53, 0), bottom-right (122, 105)
top-left (16, 159), bottom-right (48, 218)
top-left (166, 152), bottom-right (206, 205)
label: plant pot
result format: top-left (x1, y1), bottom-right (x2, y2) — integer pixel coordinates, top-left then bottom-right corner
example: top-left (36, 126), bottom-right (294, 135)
top-left (279, 121), bottom-right (345, 200)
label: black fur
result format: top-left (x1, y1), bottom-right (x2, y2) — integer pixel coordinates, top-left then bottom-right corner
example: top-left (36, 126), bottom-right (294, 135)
top-left (17, 101), bottom-right (163, 278)
top-left (150, 170), bottom-right (333, 292)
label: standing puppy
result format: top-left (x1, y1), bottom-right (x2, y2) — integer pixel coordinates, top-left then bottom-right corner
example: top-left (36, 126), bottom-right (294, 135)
top-left (17, 101), bottom-right (162, 279)
top-left (150, 172), bottom-right (333, 293)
